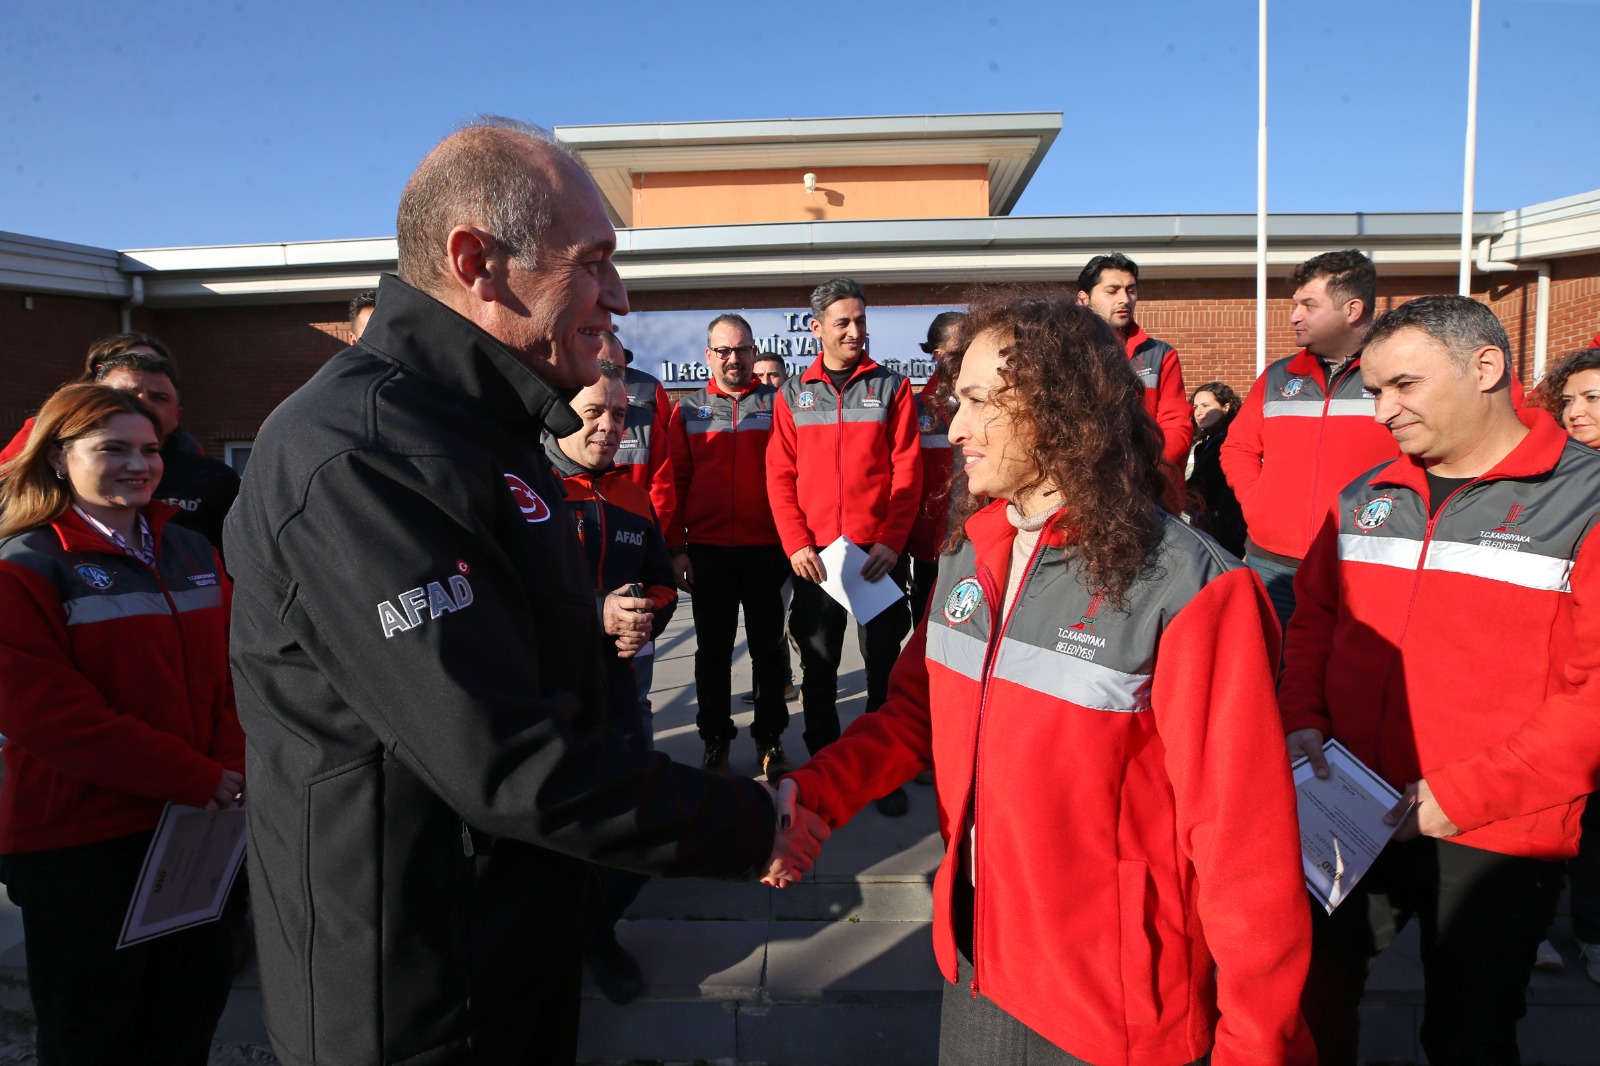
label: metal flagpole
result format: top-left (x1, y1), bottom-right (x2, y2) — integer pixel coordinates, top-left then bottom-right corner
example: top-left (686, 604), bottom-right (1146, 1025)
top-left (1257, 0), bottom-right (1269, 374)
top-left (1459, 0), bottom-right (1483, 296)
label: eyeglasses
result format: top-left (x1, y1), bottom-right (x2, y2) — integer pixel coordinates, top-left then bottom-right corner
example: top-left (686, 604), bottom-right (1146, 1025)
top-left (708, 346), bottom-right (759, 359)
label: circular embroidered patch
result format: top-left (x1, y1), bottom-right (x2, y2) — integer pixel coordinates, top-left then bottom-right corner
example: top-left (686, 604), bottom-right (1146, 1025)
top-left (796, 390), bottom-right (816, 410)
top-left (1354, 495), bottom-right (1395, 531)
top-left (942, 577), bottom-right (983, 625)
top-left (74, 563), bottom-right (115, 590)
top-left (918, 413), bottom-right (935, 433)
top-left (696, 405), bottom-right (714, 420)
top-left (1280, 378), bottom-right (1306, 398)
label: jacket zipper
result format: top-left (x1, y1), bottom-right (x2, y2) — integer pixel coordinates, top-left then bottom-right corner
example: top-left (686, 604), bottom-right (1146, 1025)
top-left (965, 532), bottom-right (1050, 998)
top-left (1372, 479), bottom-right (1475, 777)
top-left (591, 475), bottom-right (610, 585)
top-left (831, 375), bottom-right (845, 541)
top-left (728, 389), bottom-right (739, 539)
top-left (1305, 359), bottom-right (1359, 545)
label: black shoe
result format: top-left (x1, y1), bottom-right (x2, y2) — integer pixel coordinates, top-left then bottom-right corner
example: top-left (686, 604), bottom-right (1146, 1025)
top-left (758, 742), bottom-right (793, 782)
top-left (875, 786), bottom-right (909, 818)
top-left (585, 934), bottom-right (644, 1005)
top-left (914, 770), bottom-right (935, 786)
top-left (702, 740), bottom-right (730, 773)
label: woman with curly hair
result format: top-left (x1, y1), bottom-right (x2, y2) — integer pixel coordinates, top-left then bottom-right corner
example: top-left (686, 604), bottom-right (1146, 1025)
top-left (1185, 381), bottom-right (1247, 557)
top-left (1537, 347), bottom-right (1600, 449)
top-left (778, 291), bottom-right (1312, 1065)
top-left (1532, 346), bottom-right (1600, 986)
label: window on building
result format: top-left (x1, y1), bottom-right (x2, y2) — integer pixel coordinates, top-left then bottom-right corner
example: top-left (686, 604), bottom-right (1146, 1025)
top-left (224, 442), bottom-right (254, 476)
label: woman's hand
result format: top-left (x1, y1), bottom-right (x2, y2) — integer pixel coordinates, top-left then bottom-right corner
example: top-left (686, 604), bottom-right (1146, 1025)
top-left (205, 768), bottom-right (245, 813)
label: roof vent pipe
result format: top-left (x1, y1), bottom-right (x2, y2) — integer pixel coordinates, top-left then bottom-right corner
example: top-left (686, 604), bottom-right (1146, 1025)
top-left (120, 274), bottom-right (144, 333)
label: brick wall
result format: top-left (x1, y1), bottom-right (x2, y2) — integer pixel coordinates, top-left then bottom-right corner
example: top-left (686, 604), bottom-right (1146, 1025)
top-left (5, 263), bottom-right (1599, 459)
top-left (144, 302), bottom-right (350, 457)
top-left (0, 291), bottom-right (126, 437)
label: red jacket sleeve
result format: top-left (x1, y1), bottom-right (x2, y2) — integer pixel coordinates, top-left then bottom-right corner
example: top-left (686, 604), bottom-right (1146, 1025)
top-left (1149, 569), bottom-right (1314, 1066)
top-left (646, 382), bottom-right (679, 541)
top-left (1427, 532), bottom-right (1600, 831)
top-left (667, 400), bottom-right (694, 550)
top-left (205, 552), bottom-right (246, 772)
top-left (0, 420), bottom-right (33, 470)
top-left (766, 392), bottom-right (811, 558)
top-left (880, 377), bottom-right (924, 554)
top-left (1155, 348), bottom-right (1193, 470)
top-left (1278, 507), bottom-right (1342, 737)
top-left (1220, 372), bottom-right (1270, 527)
top-left (0, 562), bottom-right (227, 806)
top-left (782, 620), bottom-right (934, 827)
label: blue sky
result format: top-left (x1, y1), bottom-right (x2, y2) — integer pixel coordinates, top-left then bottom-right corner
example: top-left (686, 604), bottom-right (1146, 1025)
top-left (3, 0), bottom-right (1597, 251)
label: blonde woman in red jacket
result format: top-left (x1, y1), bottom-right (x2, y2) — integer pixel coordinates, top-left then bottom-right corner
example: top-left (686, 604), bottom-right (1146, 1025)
top-left (0, 384), bottom-right (245, 1066)
top-left (780, 292), bottom-right (1313, 1066)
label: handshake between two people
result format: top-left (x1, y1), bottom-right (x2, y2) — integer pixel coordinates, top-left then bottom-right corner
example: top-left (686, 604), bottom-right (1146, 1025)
top-left (760, 778), bottom-right (831, 888)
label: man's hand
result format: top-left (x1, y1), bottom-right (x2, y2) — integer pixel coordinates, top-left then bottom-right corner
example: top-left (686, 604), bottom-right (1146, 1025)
top-left (1287, 728), bottom-right (1329, 779)
top-left (206, 768), bottom-right (245, 814)
top-left (603, 586), bottom-right (653, 659)
top-left (859, 543), bottom-right (898, 583)
top-left (1385, 778), bottom-right (1461, 842)
top-left (761, 778), bottom-right (831, 887)
top-left (673, 553), bottom-right (694, 593)
top-left (603, 586), bottom-right (652, 637)
top-left (789, 546), bottom-right (825, 584)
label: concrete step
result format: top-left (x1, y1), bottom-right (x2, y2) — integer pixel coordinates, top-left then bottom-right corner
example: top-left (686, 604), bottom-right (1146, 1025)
top-left (578, 917), bottom-right (942, 1066)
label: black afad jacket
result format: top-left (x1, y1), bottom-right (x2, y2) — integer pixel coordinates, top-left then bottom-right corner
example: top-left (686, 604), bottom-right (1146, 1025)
top-left (225, 275), bottom-right (775, 1065)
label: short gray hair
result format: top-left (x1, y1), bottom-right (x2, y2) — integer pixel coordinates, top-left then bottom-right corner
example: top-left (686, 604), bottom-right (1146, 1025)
top-left (595, 358), bottom-right (623, 381)
top-left (809, 278), bottom-right (866, 320)
top-left (396, 115), bottom-right (586, 293)
top-left (1366, 294), bottom-right (1513, 371)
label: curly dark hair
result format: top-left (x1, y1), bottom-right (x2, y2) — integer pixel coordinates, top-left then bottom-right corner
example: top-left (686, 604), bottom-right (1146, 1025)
top-left (937, 288), bottom-right (1168, 608)
top-left (1531, 347), bottom-right (1600, 427)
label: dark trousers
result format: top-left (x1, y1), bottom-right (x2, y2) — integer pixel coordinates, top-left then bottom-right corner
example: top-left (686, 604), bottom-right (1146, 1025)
top-left (1245, 551), bottom-right (1299, 647)
top-left (788, 555), bottom-right (912, 754)
top-left (1302, 836), bottom-right (1562, 1066)
top-left (940, 947), bottom-right (1209, 1066)
top-left (909, 556), bottom-right (940, 629)
top-left (1570, 794), bottom-right (1600, 943)
top-left (688, 544), bottom-right (792, 747)
top-left (0, 831), bottom-right (240, 1066)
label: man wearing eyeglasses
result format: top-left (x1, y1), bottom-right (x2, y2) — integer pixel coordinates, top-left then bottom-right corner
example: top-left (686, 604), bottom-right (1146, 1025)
top-left (669, 314), bottom-right (794, 780)
top-left (767, 278), bottom-right (921, 817)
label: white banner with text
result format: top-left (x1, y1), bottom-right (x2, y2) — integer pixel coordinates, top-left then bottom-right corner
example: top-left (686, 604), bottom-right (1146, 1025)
top-left (617, 305), bottom-right (964, 387)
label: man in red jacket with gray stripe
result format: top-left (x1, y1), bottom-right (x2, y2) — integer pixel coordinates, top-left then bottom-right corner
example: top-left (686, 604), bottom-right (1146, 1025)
top-left (1281, 295), bottom-right (1600, 1066)
top-left (1076, 252), bottom-right (1192, 479)
top-left (670, 313), bottom-right (793, 781)
top-left (767, 278), bottom-right (921, 817)
top-left (1222, 249), bottom-right (1395, 637)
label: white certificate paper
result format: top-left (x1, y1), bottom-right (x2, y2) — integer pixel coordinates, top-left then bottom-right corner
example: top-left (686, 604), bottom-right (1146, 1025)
top-left (117, 803), bottom-right (248, 948)
top-left (1292, 739), bottom-right (1403, 914)
top-left (816, 537), bottom-right (905, 625)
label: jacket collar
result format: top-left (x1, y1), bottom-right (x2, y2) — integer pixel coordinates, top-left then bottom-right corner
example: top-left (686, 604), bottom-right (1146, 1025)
top-left (1369, 408), bottom-right (1567, 494)
top-left (360, 273), bottom-right (582, 438)
top-left (799, 352), bottom-right (881, 387)
top-left (541, 433), bottom-right (625, 481)
top-left (705, 377), bottom-right (760, 401)
top-left (1123, 323), bottom-right (1150, 357)
top-left (1286, 346), bottom-right (1365, 383)
top-left (50, 501), bottom-right (179, 555)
